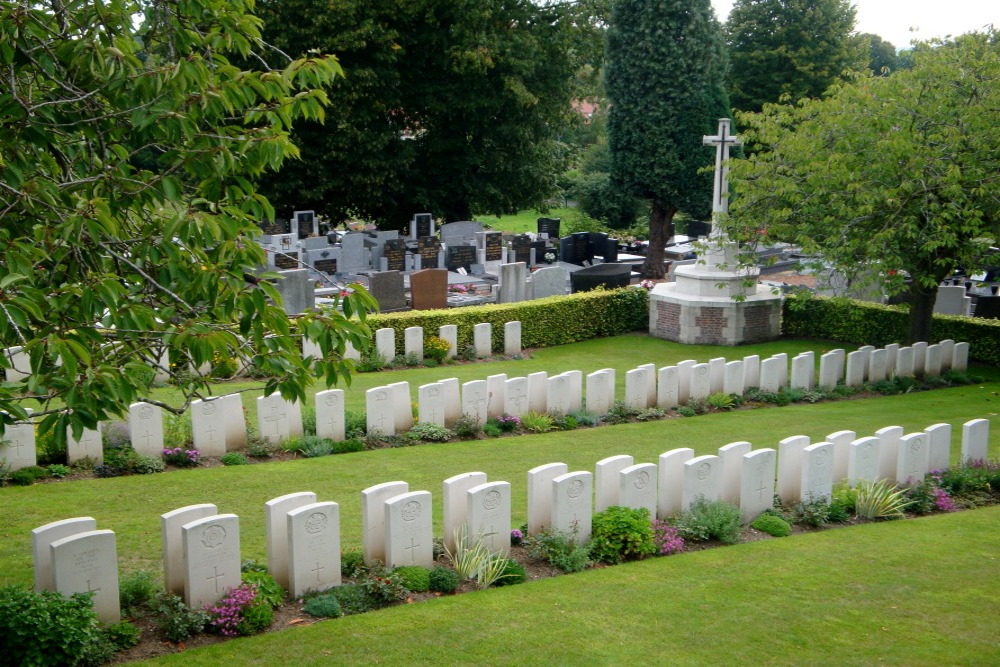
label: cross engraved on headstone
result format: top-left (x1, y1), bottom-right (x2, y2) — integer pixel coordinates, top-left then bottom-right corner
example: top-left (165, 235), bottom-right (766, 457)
top-left (207, 566), bottom-right (225, 592)
top-left (205, 422), bottom-right (218, 443)
top-left (9, 436), bottom-right (26, 457)
top-left (425, 405), bottom-right (440, 423)
top-left (310, 561), bottom-right (325, 584)
top-left (139, 430), bottom-right (154, 450)
top-left (79, 430), bottom-right (96, 452)
top-left (263, 403), bottom-right (286, 438)
top-left (703, 117), bottom-right (743, 232)
top-left (486, 524), bottom-right (496, 550)
top-left (86, 580), bottom-right (101, 594)
top-left (405, 538), bottom-right (419, 563)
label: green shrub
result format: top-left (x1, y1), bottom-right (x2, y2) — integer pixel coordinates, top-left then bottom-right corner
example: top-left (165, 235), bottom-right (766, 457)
top-left (523, 529), bottom-right (591, 573)
top-left (149, 592), bottom-right (208, 642)
top-left (236, 597), bottom-right (274, 636)
top-left (296, 435), bottom-right (334, 458)
top-left (46, 463), bottom-right (70, 478)
top-left (359, 566), bottom-right (409, 605)
top-left (589, 506), bottom-right (656, 564)
top-left (162, 413), bottom-right (191, 449)
top-left (828, 485), bottom-right (856, 522)
top-left (119, 570), bottom-right (159, 610)
top-left (676, 405), bottom-right (697, 417)
top-left (706, 392), bottom-right (736, 410)
top-left (10, 469), bottom-right (38, 486)
top-left (241, 559), bottom-right (268, 573)
top-left (393, 566), bottom-right (431, 593)
top-left (903, 478), bottom-right (938, 515)
top-left (552, 414), bottom-right (579, 430)
top-left (636, 406), bottom-right (666, 421)
top-left (483, 421), bottom-right (503, 437)
top-left (424, 335), bottom-right (452, 363)
top-left (344, 410), bottom-right (367, 438)
top-left (406, 423), bottom-right (454, 442)
top-left (331, 438), bottom-right (365, 454)
top-left (303, 594), bottom-right (343, 618)
top-left (326, 584), bottom-right (375, 615)
top-left (603, 401), bottom-right (640, 424)
top-left (792, 498), bottom-right (832, 527)
top-left (854, 479), bottom-right (912, 519)
top-left (452, 414), bottom-right (481, 438)
top-left (242, 571), bottom-right (285, 608)
top-left (750, 514), bottom-right (791, 537)
top-left (520, 411), bottom-right (554, 433)
top-left (134, 455), bottom-right (166, 474)
top-left (103, 621), bottom-right (141, 651)
top-left (673, 499), bottom-right (742, 544)
top-left (340, 549), bottom-right (366, 578)
top-left (220, 452), bottom-right (249, 466)
top-left (245, 437), bottom-right (277, 458)
top-left (428, 566), bottom-right (459, 593)
top-left (492, 559), bottom-right (526, 586)
top-left (0, 586), bottom-right (113, 666)
top-left (302, 406), bottom-right (316, 436)
top-left (568, 410), bottom-right (601, 427)
top-left (35, 428), bottom-right (67, 466)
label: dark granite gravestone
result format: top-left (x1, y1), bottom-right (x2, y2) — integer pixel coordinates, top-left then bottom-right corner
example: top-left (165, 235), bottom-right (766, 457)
top-left (570, 263), bottom-right (631, 293)
top-left (409, 268), bottom-right (448, 310)
top-left (369, 271), bottom-right (407, 312)
top-left (293, 210), bottom-right (317, 239)
top-left (684, 219), bottom-right (711, 238)
top-left (531, 241), bottom-right (558, 264)
top-left (418, 237), bottom-right (441, 269)
top-left (484, 232), bottom-right (503, 261)
top-left (975, 295), bottom-right (1000, 319)
top-left (511, 235), bottom-right (532, 264)
top-left (537, 217), bottom-right (561, 238)
top-left (274, 251), bottom-right (299, 270)
top-left (412, 213), bottom-right (433, 239)
top-left (261, 220), bottom-right (289, 235)
top-left (383, 239), bottom-right (406, 272)
top-left (560, 232), bottom-right (593, 266)
top-left (446, 245), bottom-right (476, 272)
top-left (603, 238), bottom-right (619, 263)
top-left (313, 258), bottom-right (337, 274)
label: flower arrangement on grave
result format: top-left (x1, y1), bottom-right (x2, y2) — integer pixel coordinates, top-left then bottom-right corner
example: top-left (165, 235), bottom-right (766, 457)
top-left (510, 529), bottom-right (524, 546)
top-left (638, 279), bottom-right (655, 290)
top-left (162, 447), bottom-right (201, 467)
top-left (496, 414), bottom-right (521, 432)
top-left (448, 284), bottom-right (469, 294)
top-left (544, 252), bottom-right (556, 264)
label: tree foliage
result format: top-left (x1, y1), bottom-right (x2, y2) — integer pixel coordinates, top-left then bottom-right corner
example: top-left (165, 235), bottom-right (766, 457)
top-left (605, 0), bottom-right (730, 277)
top-left (0, 0), bottom-right (376, 437)
top-left (857, 32), bottom-right (903, 76)
top-left (254, 0), bottom-right (597, 226)
top-left (724, 31), bottom-right (1000, 343)
top-left (726, 0), bottom-right (865, 113)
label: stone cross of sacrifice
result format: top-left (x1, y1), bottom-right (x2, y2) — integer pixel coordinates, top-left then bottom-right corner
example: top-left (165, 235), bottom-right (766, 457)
top-left (702, 117), bottom-right (742, 235)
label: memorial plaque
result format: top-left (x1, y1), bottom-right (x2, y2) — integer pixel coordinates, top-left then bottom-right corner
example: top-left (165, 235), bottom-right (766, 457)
top-left (414, 213), bottom-right (433, 239)
top-left (314, 258), bottom-right (337, 274)
top-left (537, 217), bottom-right (561, 239)
top-left (484, 233), bottom-right (503, 261)
top-left (418, 237), bottom-right (441, 269)
top-left (262, 220), bottom-right (289, 235)
top-left (572, 232), bottom-right (592, 264)
top-left (447, 245), bottom-right (476, 272)
top-left (384, 239), bottom-right (406, 272)
top-left (274, 251), bottom-right (299, 270)
top-left (531, 241), bottom-right (557, 264)
top-left (511, 235), bottom-right (531, 264)
top-left (293, 210), bottom-right (316, 239)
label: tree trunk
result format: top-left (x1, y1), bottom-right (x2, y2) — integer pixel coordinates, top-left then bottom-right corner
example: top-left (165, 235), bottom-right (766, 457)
top-left (641, 201), bottom-right (676, 279)
top-left (907, 282), bottom-right (937, 344)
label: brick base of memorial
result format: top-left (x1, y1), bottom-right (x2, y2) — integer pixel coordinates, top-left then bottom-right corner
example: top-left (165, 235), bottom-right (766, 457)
top-left (649, 291), bottom-right (782, 346)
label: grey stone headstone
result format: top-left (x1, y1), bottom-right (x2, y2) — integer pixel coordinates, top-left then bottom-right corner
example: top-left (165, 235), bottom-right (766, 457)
top-left (440, 221), bottom-right (484, 248)
top-left (339, 233), bottom-right (370, 273)
top-left (369, 271), bottom-right (407, 312)
top-left (531, 266), bottom-right (569, 299)
top-left (498, 263), bottom-right (528, 303)
top-left (273, 269), bottom-right (315, 315)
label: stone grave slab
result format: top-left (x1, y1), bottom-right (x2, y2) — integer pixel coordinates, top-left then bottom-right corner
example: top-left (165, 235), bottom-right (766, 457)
top-left (618, 463), bottom-right (658, 516)
top-left (440, 378), bottom-right (461, 426)
top-left (550, 471), bottom-right (592, 542)
top-left (370, 271), bottom-right (406, 312)
top-left (638, 362), bottom-right (656, 406)
top-left (740, 449), bottom-right (776, 524)
top-left (287, 501), bottom-right (341, 598)
top-left (461, 380), bottom-right (489, 425)
top-left (924, 343), bottom-right (942, 377)
top-left (723, 361), bottom-right (745, 396)
top-left (220, 394), bottom-right (246, 451)
top-left (375, 327), bottom-right (395, 362)
top-left (585, 369), bottom-right (615, 416)
top-left (486, 373), bottom-right (507, 419)
top-left (361, 481), bottom-right (408, 565)
top-left (790, 353), bottom-right (814, 390)
top-left (845, 351), bottom-right (866, 387)
top-left (962, 418), bottom-right (989, 463)
top-left (404, 327), bottom-right (424, 361)
top-left (658, 448), bottom-right (695, 518)
top-left (826, 429), bottom-right (857, 484)
top-left (777, 435), bottom-right (810, 503)
top-left (657, 366), bottom-right (679, 409)
top-left (708, 357), bottom-right (726, 394)
top-left (498, 263), bottom-right (528, 303)
top-left (772, 353), bottom-right (789, 387)
top-left (952, 342), bottom-right (969, 372)
top-left (443, 472), bottom-right (488, 552)
top-left (912, 341), bottom-right (927, 376)
top-left (366, 386), bottom-right (396, 436)
top-left (896, 346), bottom-right (914, 377)
top-left (563, 370), bottom-right (583, 413)
top-left (257, 394), bottom-right (292, 444)
top-left (682, 455), bottom-right (722, 510)
top-left (876, 425), bottom-right (904, 481)
top-left (848, 437), bottom-right (880, 487)
top-left (897, 432), bottom-right (929, 485)
top-left (743, 355), bottom-right (761, 388)
top-left (384, 491), bottom-right (434, 568)
top-left (191, 398), bottom-right (227, 457)
top-left (504, 377), bottom-right (529, 418)
top-left (474, 323), bottom-right (492, 357)
top-left (868, 349), bottom-right (888, 382)
top-left (884, 343), bottom-right (899, 375)
top-left (595, 454), bottom-right (634, 512)
top-left (67, 424), bottom-right (102, 465)
top-left (418, 383), bottom-right (446, 426)
top-left (504, 321), bottom-right (522, 356)
top-left (690, 363), bottom-right (711, 400)
top-left (51, 529), bottom-right (120, 623)
top-left (800, 443), bottom-right (834, 503)
top-left (128, 402), bottom-right (163, 457)
top-left (925, 423), bottom-right (952, 472)
top-left (625, 368), bottom-right (650, 410)
top-left (467, 481), bottom-right (512, 555)
top-left (181, 514), bottom-right (241, 609)
top-left (438, 324), bottom-right (458, 358)
top-left (759, 357), bottom-right (782, 393)
top-left (315, 389), bottom-right (345, 442)
top-left (527, 463), bottom-right (568, 535)
top-left (390, 381), bottom-right (413, 432)
top-left (718, 441), bottom-right (752, 505)
top-left (32, 517), bottom-right (97, 593)
top-left (818, 352), bottom-right (840, 389)
top-left (527, 371), bottom-right (548, 413)
top-left (531, 266), bottom-right (568, 299)
top-left (160, 504), bottom-right (217, 596)
top-left (938, 339), bottom-right (955, 371)
top-left (410, 269), bottom-right (448, 311)
top-left (676, 360), bottom-right (697, 403)
top-left (265, 492), bottom-right (317, 589)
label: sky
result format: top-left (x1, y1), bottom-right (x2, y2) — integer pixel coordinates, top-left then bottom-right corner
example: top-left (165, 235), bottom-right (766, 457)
top-left (710, 0), bottom-right (998, 49)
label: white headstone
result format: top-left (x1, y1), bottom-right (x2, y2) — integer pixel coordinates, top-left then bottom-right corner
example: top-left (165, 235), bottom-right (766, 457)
top-left (777, 435), bottom-right (810, 503)
top-left (961, 418), bottom-right (989, 464)
top-left (938, 339), bottom-right (955, 372)
top-left (884, 343), bottom-right (899, 376)
top-left (504, 321), bottom-right (522, 356)
top-left (772, 353), bottom-right (788, 387)
top-left (418, 382), bottom-right (447, 426)
top-left (439, 378), bottom-right (461, 426)
top-left (657, 366), bottom-right (680, 409)
top-left (527, 462), bottom-right (568, 535)
top-left (3, 345), bottom-right (30, 382)
top-left (191, 398), bottom-right (227, 457)
top-left (257, 394), bottom-right (291, 444)
top-left (925, 423), bottom-right (952, 472)
top-left (829, 349), bottom-right (846, 383)
top-left (285, 398), bottom-right (304, 438)
top-left (625, 368), bottom-right (650, 409)
top-left (438, 324), bottom-right (458, 358)
top-left (759, 357), bottom-right (782, 393)
top-left (676, 359), bottom-right (697, 403)
top-left (845, 351), bottom-right (865, 388)
top-left (952, 342), bottom-right (969, 373)
top-left (723, 361), bottom-right (745, 396)
top-left (690, 363), bottom-right (711, 400)
top-left (682, 455), bottom-right (722, 510)
top-left (220, 393), bottom-right (246, 451)
top-left (847, 437), bottom-right (880, 487)
top-left (718, 441), bottom-right (752, 505)
top-left (896, 346), bottom-right (914, 377)
top-left (486, 373), bottom-right (507, 419)
top-left (384, 490), bottom-right (434, 568)
top-left (790, 353), bottom-right (814, 390)
top-left (51, 529), bottom-right (120, 623)
top-left (527, 371), bottom-right (548, 413)
top-left (563, 370), bottom-right (583, 413)
top-left (265, 491), bottom-right (317, 589)
top-left (546, 373), bottom-right (571, 416)
top-left (315, 389), bottom-right (345, 441)
top-left (618, 463), bottom-right (658, 516)
top-left (896, 432), bottom-right (929, 485)
top-left (657, 448), bottom-right (694, 518)
top-left (375, 327), bottom-right (395, 362)
top-left (826, 430), bottom-right (857, 484)
top-left (181, 514), bottom-right (241, 609)
top-left (467, 481), bottom-right (512, 555)
top-left (66, 424), bottom-right (102, 465)
top-left (366, 386), bottom-right (396, 436)
top-left (800, 442), bottom-right (834, 503)
top-left (501, 376), bottom-right (528, 418)
top-left (404, 326), bottom-right (424, 361)
top-left (362, 481), bottom-right (409, 565)
top-left (595, 454), bottom-right (634, 512)
top-left (912, 341), bottom-right (928, 376)
top-left (743, 355), bottom-right (761, 388)
top-left (585, 369), bottom-right (615, 416)
top-left (128, 402), bottom-right (163, 457)
top-left (708, 357), bottom-right (726, 394)
top-left (550, 471), bottom-right (593, 542)
top-left (924, 343), bottom-right (942, 378)
top-left (442, 472), bottom-right (488, 553)
top-left (638, 362), bottom-right (657, 406)
top-left (473, 323), bottom-right (492, 358)
top-left (876, 425), bottom-right (904, 480)
top-left (286, 501), bottom-right (341, 598)
top-left (161, 504), bottom-right (217, 597)
top-left (32, 517), bottom-right (97, 593)
top-left (461, 380), bottom-right (489, 425)
top-left (868, 349), bottom-right (888, 383)
top-left (818, 352), bottom-right (839, 390)
top-left (740, 449), bottom-right (776, 524)
top-left (390, 381), bottom-right (413, 432)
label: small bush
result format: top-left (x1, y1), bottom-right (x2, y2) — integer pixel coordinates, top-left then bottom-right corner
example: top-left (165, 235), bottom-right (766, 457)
top-left (150, 592), bottom-right (208, 642)
top-left (568, 410), bottom-right (601, 427)
top-left (104, 621), bottom-right (141, 651)
top-left (428, 566), bottom-right (459, 593)
top-left (424, 336), bottom-right (452, 362)
top-left (636, 406), bottom-right (666, 421)
top-left (676, 405), bottom-right (697, 417)
top-left (706, 392), bottom-right (736, 410)
top-left (162, 413), bottom-right (192, 449)
top-left (652, 520), bottom-right (685, 554)
top-left (119, 570), bottom-right (159, 611)
top-left (245, 437), bottom-right (277, 458)
top-left (162, 447), bottom-right (200, 467)
top-left (205, 583), bottom-right (272, 636)
top-left (603, 401), bottom-right (640, 424)
top-left (236, 596), bottom-right (274, 636)
top-left (220, 452), bottom-right (249, 466)
top-left (359, 566), bottom-right (408, 606)
top-left (406, 423), bottom-right (454, 442)
top-left (331, 438), bottom-right (365, 454)
top-left (452, 414), bottom-right (481, 438)
top-left (242, 571), bottom-right (285, 608)
top-left (298, 436), bottom-right (334, 458)
top-left (750, 514), bottom-right (791, 537)
top-left (673, 499), bottom-right (742, 544)
top-left (492, 559), bottom-right (526, 586)
top-left (483, 421), bottom-right (503, 437)
top-left (302, 406), bottom-right (317, 436)
top-left (340, 549), bottom-right (366, 578)
top-left (855, 479), bottom-right (911, 519)
top-left (552, 414), bottom-right (579, 430)
top-left (496, 414), bottom-right (521, 432)
top-left (303, 594), bottom-right (343, 618)
top-left (134, 455), bottom-right (166, 474)
top-left (10, 469), bottom-right (38, 486)
top-left (792, 498), bottom-right (832, 527)
top-left (520, 411), bottom-right (554, 433)
top-left (589, 506), bottom-right (656, 564)
top-left (393, 566), bottom-right (431, 593)
top-left (524, 529), bottom-right (592, 573)
top-left (0, 586), bottom-right (112, 666)
top-left (46, 464), bottom-right (70, 478)
top-left (327, 584), bottom-right (375, 615)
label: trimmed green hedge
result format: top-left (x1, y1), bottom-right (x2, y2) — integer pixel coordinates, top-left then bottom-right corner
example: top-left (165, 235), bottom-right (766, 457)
top-left (367, 287), bottom-right (648, 354)
top-left (781, 296), bottom-right (1000, 365)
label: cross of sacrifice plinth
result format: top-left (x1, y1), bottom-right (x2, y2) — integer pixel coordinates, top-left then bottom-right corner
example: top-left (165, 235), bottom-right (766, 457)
top-left (703, 118), bottom-right (743, 234)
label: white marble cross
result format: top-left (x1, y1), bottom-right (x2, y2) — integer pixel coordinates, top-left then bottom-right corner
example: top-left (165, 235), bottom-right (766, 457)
top-left (703, 117), bottom-right (742, 228)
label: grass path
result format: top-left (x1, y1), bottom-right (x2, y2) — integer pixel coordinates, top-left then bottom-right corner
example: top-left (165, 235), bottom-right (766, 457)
top-left (147, 506), bottom-right (1000, 665)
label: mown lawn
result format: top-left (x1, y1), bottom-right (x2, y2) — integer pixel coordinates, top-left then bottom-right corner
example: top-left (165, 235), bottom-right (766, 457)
top-left (476, 206), bottom-right (576, 235)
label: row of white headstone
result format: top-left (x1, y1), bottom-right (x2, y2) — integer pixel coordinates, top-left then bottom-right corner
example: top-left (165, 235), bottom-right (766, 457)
top-left (29, 417), bottom-right (990, 624)
top-left (368, 321), bottom-right (522, 363)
